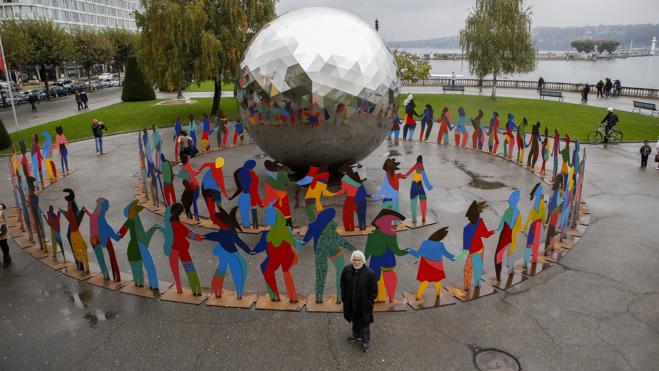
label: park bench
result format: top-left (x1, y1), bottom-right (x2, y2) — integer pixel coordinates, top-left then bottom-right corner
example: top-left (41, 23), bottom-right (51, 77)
top-left (539, 90), bottom-right (564, 102)
top-left (442, 85), bottom-right (465, 94)
top-left (632, 100), bottom-right (658, 116)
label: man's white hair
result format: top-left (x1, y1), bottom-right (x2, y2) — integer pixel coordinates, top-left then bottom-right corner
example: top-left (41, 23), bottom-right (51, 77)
top-left (351, 250), bottom-right (365, 261)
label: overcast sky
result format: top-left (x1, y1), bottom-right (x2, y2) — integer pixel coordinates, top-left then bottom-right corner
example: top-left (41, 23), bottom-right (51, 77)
top-left (276, 0), bottom-right (659, 41)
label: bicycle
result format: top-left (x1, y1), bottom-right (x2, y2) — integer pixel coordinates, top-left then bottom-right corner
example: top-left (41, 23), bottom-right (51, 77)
top-left (587, 122), bottom-right (623, 144)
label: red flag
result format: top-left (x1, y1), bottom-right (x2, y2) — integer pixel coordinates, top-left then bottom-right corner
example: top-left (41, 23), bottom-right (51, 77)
top-left (0, 53), bottom-right (5, 73)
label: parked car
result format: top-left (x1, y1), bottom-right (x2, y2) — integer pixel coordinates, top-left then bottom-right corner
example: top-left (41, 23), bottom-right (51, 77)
top-left (48, 85), bottom-right (70, 97)
top-left (55, 78), bottom-right (73, 86)
top-left (21, 89), bottom-right (47, 102)
top-left (98, 73), bottom-right (114, 81)
top-left (110, 79), bottom-right (120, 87)
top-left (10, 93), bottom-right (28, 104)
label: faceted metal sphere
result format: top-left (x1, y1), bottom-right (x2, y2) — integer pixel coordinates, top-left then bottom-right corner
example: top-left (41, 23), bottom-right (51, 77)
top-left (237, 7), bottom-right (400, 170)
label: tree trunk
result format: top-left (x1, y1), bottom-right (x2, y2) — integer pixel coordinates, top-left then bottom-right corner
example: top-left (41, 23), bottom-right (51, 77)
top-left (118, 67), bottom-right (122, 87)
top-left (478, 77), bottom-right (483, 93)
top-left (41, 65), bottom-right (50, 100)
top-left (177, 81), bottom-right (184, 99)
top-left (490, 74), bottom-right (497, 101)
top-left (88, 67), bottom-right (93, 91)
top-left (211, 79), bottom-right (222, 114)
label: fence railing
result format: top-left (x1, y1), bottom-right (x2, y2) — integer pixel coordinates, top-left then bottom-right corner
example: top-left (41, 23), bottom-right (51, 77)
top-left (401, 78), bottom-right (659, 99)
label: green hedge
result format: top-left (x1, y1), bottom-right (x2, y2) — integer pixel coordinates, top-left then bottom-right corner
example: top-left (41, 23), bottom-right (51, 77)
top-left (121, 55), bottom-right (156, 102)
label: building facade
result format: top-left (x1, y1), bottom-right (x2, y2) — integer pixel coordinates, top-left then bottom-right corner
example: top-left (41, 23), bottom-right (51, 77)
top-left (0, 0), bottom-right (140, 31)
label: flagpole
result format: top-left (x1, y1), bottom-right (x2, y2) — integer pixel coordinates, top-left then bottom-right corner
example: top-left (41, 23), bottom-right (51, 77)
top-left (0, 34), bottom-right (20, 132)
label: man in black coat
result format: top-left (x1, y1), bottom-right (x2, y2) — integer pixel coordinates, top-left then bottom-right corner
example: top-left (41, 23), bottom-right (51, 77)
top-left (340, 250), bottom-right (378, 352)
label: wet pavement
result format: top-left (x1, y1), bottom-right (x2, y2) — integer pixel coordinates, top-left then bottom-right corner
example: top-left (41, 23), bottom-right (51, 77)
top-left (0, 130), bottom-right (658, 370)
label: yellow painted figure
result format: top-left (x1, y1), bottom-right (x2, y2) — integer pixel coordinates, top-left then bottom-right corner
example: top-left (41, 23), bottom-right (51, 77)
top-left (60, 189), bottom-right (90, 272)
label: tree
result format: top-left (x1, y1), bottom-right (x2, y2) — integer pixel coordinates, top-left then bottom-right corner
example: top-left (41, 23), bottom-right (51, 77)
top-left (394, 52), bottom-right (431, 82)
top-left (203, 0), bottom-right (276, 113)
top-left (459, 0), bottom-right (536, 99)
top-left (121, 55), bottom-right (156, 101)
top-left (13, 20), bottom-right (72, 99)
top-left (0, 117), bottom-right (11, 151)
top-left (136, 0), bottom-right (221, 99)
top-left (104, 28), bottom-right (138, 86)
top-left (595, 40), bottom-right (620, 54)
top-left (0, 21), bottom-right (30, 74)
top-left (71, 28), bottom-right (114, 89)
top-left (571, 39), bottom-right (596, 53)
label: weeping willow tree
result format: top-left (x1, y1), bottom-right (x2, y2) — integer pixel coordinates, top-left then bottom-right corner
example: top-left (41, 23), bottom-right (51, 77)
top-left (459, 0), bottom-right (536, 100)
top-left (204, 0), bottom-right (276, 113)
top-left (136, 0), bottom-right (221, 99)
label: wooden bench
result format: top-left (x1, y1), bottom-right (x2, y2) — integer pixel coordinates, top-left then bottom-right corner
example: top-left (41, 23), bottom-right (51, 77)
top-left (539, 90), bottom-right (564, 102)
top-left (632, 100), bottom-right (658, 116)
top-left (442, 85), bottom-right (465, 94)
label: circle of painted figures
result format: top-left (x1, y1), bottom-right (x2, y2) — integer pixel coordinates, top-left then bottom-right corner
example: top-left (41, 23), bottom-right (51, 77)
top-left (7, 105), bottom-right (586, 308)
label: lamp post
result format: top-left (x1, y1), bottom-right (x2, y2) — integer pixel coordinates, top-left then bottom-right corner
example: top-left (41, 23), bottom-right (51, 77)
top-left (0, 34), bottom-right (20, 132)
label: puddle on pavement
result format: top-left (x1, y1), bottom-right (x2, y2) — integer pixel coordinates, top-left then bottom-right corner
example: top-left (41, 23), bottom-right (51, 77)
top-left (453, 161), bottom-right (506, 190)
top-left (84, 310), bottom-right (118, 327)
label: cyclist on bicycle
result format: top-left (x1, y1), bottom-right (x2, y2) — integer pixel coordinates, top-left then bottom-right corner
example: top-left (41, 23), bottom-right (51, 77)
top-left (600, 107), bottom-right (619, 143)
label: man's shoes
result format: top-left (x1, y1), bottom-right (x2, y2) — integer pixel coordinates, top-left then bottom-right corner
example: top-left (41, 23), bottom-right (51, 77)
top-left (346, 335), bottom-right (361, 343)
top-left (362, 343), bottom-right (370, 352)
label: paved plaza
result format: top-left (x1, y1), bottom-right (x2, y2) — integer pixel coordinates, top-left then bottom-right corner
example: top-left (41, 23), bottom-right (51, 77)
top-left (0, 129), bottom-right (658, 370)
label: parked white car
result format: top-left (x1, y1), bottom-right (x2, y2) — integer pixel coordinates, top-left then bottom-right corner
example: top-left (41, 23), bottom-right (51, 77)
top-left (98, 73), bottom-right (114, 81)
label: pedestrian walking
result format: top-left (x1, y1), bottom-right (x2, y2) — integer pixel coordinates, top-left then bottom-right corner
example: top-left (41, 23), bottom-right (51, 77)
top-left (596, 80), bottom-right (604, 98)
top-left (80, 90), bottom-right (89, 110)
top-left (74, 90), bottom-right (83, 110)
top-left (340, 250), bottom-right (377, 353)
top-left (640, 141), bottom-right (652, 168)
top-left (0, 203), bottom-right (11, 268)
top-left (537, 77), bottom-right (544, 91)
top-left (581, 83), bottom-right (590, 103)
top-left (28, 93), bottom-right (37, 112)
top-left (91, 118), bottom-right (107, 155)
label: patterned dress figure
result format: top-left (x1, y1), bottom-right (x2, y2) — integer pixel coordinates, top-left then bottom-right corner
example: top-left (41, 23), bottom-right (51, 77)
top-left (60, 189), bottom-right (89, 273)
top-left (454, 107), bottom-right (469, 147)
top-left (503, 113), bottom-right (517, 159)
top-left (117, 201), bottom-right (159, 289)
top-left (494, 190), bottom-right (523, 280)
top-left (203, 207), bottom-right (254, 299)
top-left (85, 198), bottom-right (122, 281)
top-left (486, 111), bottom-right (501, 154)
top-left (335, 162), bottom-right (369, 231)
top-left (471, 109), bottom-right (485, 150)
top-left (230, 160), bottom-right (264, 228)
top-left (516, 117), bottom-right (529, 164)
top-left (406, 226), bottom-right (458, 300)
top-left (365, 209), bottom-right (408, 303)
top-left (523, 183), bottom-right (546, 269)
top-left (462, 201), bottom-right (495, 290)
top-left (436, 107), bottom-right (453, 145)
top-left (297, 164), bottom-right (336, 223)
top-left (404, 155), bottom-right (433, 224)
top-left (302, 208), bottom-right (357, 304)
top-left (544, 174), bottom-right (564, 256)
top-left (166, 203), bottom-right (203, 295)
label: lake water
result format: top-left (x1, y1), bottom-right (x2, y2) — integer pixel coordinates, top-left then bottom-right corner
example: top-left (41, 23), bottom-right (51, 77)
top-left (401, 48), bottom-right (659, 89)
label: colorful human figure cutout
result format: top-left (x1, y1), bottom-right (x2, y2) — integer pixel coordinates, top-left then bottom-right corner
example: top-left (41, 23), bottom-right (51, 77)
top-left (404, 155), bottom-right (433, 224)
top-left (523, 183), bottom-right (546, 268)
top-left (297, 164), bottom-right (336, 223)
top-left (365, 209), bottom-right (408, 303)
top-left (406, 226), bottom-right (458, 299)
top-left (471, 110), bottom-right (485, 150)
top-left (516, 117), bottom-right (529, 164)
top-left (203, 206), bottom-right (254, 299)
top-left (60, 189), bottom-right (89, 272)
top-left (117, 201), bottom-right (159, 289)
top-left (503, 113), bottom-right (517, 159)
top-left (454, 107), bottom-right (468, 147)
top-left (372, 158), bottom-right (407, 215)
top-left (260, 209), bottom-right (300, 303)
top-left (176, 154), bottom-right (202, 221)
top-left (335, 162), bottom-right (369, 231)
top-left (200, 113), bottom-right (211, 152)
top-left (527, 121), bottom-right (542, 169)
top-left (263, 160), bottom-right (295, 227)
top-left (436, 107), bottom-right (453, 144)
top-left (165, 203), bottom-right (203, 295)
top-left (41, 131), bottom-right (58, 182)
top-left (540, 127), bottom-right (550, 175)
top-left (173, 117), bottom-right (183, 162)
top-left (55, 126), bottom-right (70, 174)
top-left (230, 159), bottom-right (264, 228)
top-left (84, 198), bottom-right (122, 281)
top-left (302, 208), bottom-right (356, 303)
top-left (26, 176), bottom-right (46, 251)
top-left (487, 111), bottom-right (501, 154)
top-left (494, 190), bottom-right (523, 280)
top-left (44, 205), bottom-right (65, 259)
top-left (462, 201), bottom-right (494, 290)
top-left (198, 157), bottom-right (230, 223)
top-left (544, 174), bottom-right (564, 256)
top-left (30, 134), bottom-right (44, 189)
top-left (388, 114), bottom-right (401, 141)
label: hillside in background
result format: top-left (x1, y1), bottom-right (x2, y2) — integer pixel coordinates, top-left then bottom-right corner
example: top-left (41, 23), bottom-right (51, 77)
top-left (389, 23), bottom-right (659, 51)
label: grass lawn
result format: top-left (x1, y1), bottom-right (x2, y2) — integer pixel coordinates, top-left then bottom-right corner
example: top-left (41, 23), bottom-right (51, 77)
top-left (399, 94), bottom-right (659, 142)
top-left (5, 98), bottom-right (238, 153)
top-left (5, 93), bottom-right (658, 154)
top-left (184, 80), bottom-right (235, 92)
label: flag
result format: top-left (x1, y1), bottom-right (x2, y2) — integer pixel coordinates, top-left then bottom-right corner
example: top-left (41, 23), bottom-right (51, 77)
top-left (0, 52), bottom-right (5, 73)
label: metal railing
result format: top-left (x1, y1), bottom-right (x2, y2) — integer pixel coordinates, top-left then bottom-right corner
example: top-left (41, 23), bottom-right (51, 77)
top-left (401, 78), bottom-right (659, 99)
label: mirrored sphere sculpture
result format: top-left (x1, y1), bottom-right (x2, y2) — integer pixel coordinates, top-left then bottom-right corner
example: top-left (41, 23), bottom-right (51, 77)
top-left (237, 7), bottom-right (400, 169)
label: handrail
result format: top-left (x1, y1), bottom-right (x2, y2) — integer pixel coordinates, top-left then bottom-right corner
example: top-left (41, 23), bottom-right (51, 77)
top-left (401, 78), bottom-right (659, 99)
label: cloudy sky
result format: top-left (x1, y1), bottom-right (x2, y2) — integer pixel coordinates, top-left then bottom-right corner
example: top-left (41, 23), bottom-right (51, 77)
top-left (276, 0), bottom-right (659, 41)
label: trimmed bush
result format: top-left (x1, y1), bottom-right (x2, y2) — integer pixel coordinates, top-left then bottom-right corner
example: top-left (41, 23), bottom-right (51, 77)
top-left (0, 117), bottom-right (11, 150)
top-left (121, 55), bottom-right (156, 101)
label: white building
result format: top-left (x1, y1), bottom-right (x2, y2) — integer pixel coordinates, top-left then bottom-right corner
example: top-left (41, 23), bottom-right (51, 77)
top-left (0, 0), bottom-right (140, 31)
